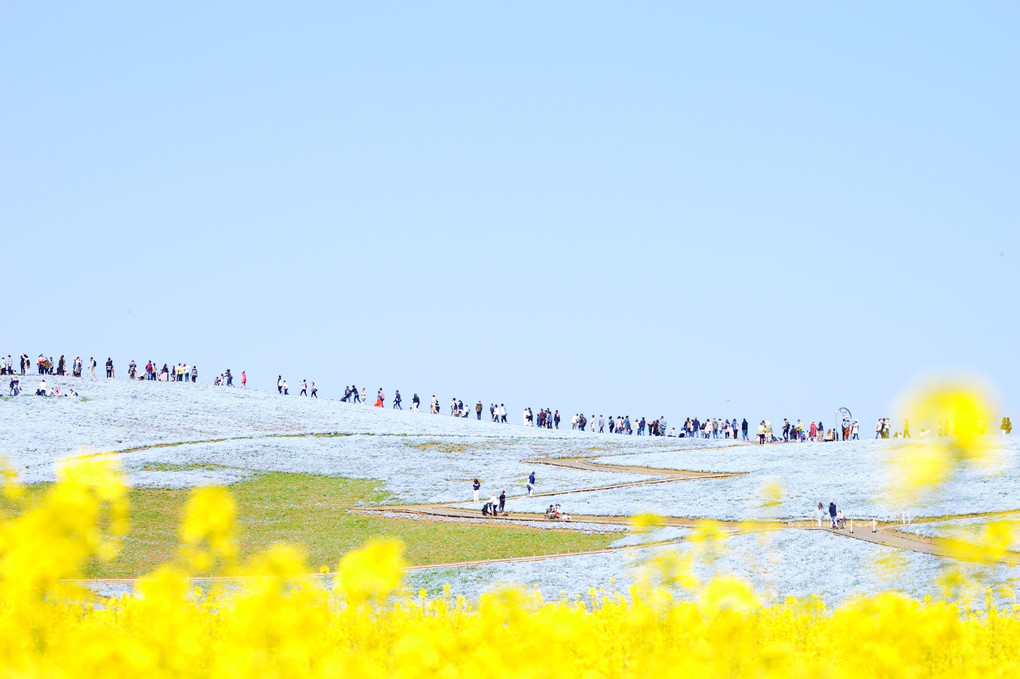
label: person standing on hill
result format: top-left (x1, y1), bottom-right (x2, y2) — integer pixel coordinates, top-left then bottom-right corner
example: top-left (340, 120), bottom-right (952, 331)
top-left (828, 501), bottom-right (837, 528)
top-left (106, 358), bottom-right (114, 378)
top-left (393, 390), bottom-right (402, 409)
top-left (475, 400), bottom-right (483, 420)
top-left (277, 376), bottom-right (283, 394)
top-left (352, 385), bottom-right (360, 403)
top-left (282, 379), bottom-right (289, 395)
top-left (527, 471), bottom-right (536, 495)
top-left (299, 379), bottom-right (307, 396)
top-left (241, 371), bottom-right (246, 388)
top-left (310, 382), bottom-right (317, 398)
top-left (498, 490), bottom-right (506, 514)
top-left (473, 479), bottom-right (481, 503)
top-left (412, 393), bottom-right (420, 412)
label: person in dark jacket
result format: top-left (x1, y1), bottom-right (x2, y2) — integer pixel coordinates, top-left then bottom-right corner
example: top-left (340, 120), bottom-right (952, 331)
top-left (741, 418), bottom-right (749, 440)
top-left (498, 490), bottom-right (506, 514)
top-left (828, 501), bottom-right (837, 528)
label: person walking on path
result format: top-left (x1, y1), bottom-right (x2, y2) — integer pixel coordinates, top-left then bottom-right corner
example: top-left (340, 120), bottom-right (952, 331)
top-left (393, 390), bottom-right (402, 409)
top-left (527, 471), bottom-right (536, 496)
top-left (412, 393), bottom-right (420, 412)
top-left (299, 379), bottom-right (308, 396)
top-left (473, 479), bottom-right (481, 503)
top-left (828, 501), bottom-right (837, 528)
top-left (475, 401), bottom-right (483, 420)
top-left (498, 490), bottom-right (506, 514)
top-left (309, 382), bottom-right (318, 398)
top-left (815, 502), bottom-right (825, 527)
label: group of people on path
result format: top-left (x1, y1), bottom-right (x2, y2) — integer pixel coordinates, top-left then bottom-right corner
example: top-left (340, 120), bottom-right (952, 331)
top-left (278, 376), bottom-right (316, 397)
top-left (474, 471), bottom-right (538, 518)
top-left (816, 501), bottom-right (845, 529)
top-left (140, 361), bottom-right (201, 383)
top-left (10, 354), bottom-right (102, 378)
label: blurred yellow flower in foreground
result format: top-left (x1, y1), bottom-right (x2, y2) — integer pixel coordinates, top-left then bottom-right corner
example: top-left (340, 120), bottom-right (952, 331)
top-left (629, 512), bottom-right (666, 532)
top-left (889, 381), bottom-right (1001, 504)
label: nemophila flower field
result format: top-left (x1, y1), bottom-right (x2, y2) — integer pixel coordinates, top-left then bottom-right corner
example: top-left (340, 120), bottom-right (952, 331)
top-left (3, 378), bottom-right (1020, 676)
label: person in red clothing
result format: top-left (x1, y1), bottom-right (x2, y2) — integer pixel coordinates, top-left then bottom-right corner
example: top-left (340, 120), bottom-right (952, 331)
top-left (241, 371), bottom-right (246, 388)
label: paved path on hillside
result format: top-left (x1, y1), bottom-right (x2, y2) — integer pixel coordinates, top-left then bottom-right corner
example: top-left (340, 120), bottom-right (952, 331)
top-left (364, 504), bottom-right (1020, 566)
top-left (530, 455), bottom-right (743, 480)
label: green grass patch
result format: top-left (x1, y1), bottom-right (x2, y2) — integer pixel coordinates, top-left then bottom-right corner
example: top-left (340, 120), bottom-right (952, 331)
top-left (140, 462), bottom-right (230, 472)
top-left (405, 441), bottom-right (471, 453)
top-left (0, 473), bottom-right (616, 578)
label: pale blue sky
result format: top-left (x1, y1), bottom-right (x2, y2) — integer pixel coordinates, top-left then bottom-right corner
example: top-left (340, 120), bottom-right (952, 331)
top-left (3, 3), bottom-right (1018, 428)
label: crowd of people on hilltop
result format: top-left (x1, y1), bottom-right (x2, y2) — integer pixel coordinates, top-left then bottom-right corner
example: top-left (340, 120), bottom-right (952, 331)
top-left (0, 349), bottom-right (254, 400)
top-left (6, 350), bottom-right (1015, 444)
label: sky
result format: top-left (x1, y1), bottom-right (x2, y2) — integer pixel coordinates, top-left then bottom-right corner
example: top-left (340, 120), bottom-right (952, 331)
top-left (3, 2), bottom-right (1018, 430)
